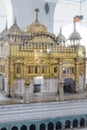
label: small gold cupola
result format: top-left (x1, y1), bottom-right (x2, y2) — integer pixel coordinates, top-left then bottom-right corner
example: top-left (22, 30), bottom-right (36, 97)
top-left (8, 17), bottom-right (21, 34)
top-left (57, 27), bottom-right (66, 43)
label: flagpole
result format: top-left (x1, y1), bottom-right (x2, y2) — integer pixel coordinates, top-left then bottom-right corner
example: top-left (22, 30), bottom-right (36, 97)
top-left (73, 17), bottom-right (76, 32)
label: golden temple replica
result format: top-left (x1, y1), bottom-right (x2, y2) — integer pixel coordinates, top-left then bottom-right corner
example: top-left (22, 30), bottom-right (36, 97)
top-left (0, 8), bottom-right (86, 103)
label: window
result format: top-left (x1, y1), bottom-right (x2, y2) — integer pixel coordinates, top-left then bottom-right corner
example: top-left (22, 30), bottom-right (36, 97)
top-left (42, 66), bottom-right (44, 73)
top-left (80, 118), bottom-right (85, 127)
top-left (65, 120), bottom-right (71, 129)
top-left (1, 44), bottom-right (3, 49)
top-left (11, 126), bottom-right (18, 130)
top-left (21, 125), bottom-right (27, 130)
top-left (56, 121), bottom-right (62, 130)
top-left (28, 66), bottom-right (31, 73)
top-left (67, 68), bottom-right (69, 73)
top-left (73, 119), bottom-right (78, 128)
top-left (48, 122), bottom-right (54, 130)
top-left (1, 128), bottom-right (7, 130)
top-left (30, 124), bottom-right (36, 130)
top-left (72, 68), bottom-right (75, 73)
top-left (62, 68), bottom-right (66, 73)
top-left (40, 123), bottom-right (46, 130)
top-left (54, 67), bottom-right (57, 73)
top-left (34, 84), bottom-right (41, 93)
top-left (34, 66), bottom-right (38, 73)
top-left (28, 66), bottom-right (33, 73)
top-left (70, 67), bottom-right (75, 74)
top-left (15, 36), bottom-right (16, 42)
top-left (16, 65), bottom-right (21, 73)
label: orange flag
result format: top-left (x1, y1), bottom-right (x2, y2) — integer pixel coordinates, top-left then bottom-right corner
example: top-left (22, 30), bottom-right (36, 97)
top-left (74, 16), bottom-right (80, 23)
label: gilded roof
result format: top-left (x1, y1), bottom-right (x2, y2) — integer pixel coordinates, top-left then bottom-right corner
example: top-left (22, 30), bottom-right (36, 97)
top-left (25, 21), bottom-right (47, 34)
top-left (25, 8), bottom-right (47, 34)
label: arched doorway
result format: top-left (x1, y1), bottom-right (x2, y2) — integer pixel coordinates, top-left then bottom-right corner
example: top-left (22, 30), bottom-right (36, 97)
top-left (73, 119), bottom-right (78, 128)
top-left (0, 74), bottom-right (4, 90)
top-left (21, 125), bottom-right (27, 130)
top-left (56, 121), bottom-right (62, 130)
top-left (11, 126), bottom-right (18, 130)
top-left (80, 118), bottom-right (85, 127)
top-left (48, 122), bottom-right (54, 130)
top-left (64, 78), bottom-right (75, 93)
top-left (30, 124), bottom-right (36, 130)
top-left (40, 123), bottom-right (46, 130)
top-left (65, 120), bottom-right (71, 129)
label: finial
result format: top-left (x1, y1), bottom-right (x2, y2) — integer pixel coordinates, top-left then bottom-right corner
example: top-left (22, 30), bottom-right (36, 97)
top-left (14, 16), bottom-right (17, 25)
top-left (5, 21), bottom-right (8, 30)
top-left (73, 17), bottom-right (76, 32)
top-left (34, 8), bottom-right (39, 22)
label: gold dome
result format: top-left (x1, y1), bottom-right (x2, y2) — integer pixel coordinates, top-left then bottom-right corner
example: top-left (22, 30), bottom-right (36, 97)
top-left (25, 21), bottom-right (47, 34)
top-left (25, 8), bottom-right (47, 34)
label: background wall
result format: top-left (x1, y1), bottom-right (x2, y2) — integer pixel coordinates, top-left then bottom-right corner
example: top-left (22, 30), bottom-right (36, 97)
top-left (0, 0), bottom-right (87, 36)
top-left (11, 0), bottom-right (56, 32)
top-left (0, 0), bottom-right (13, 31)
top-left (54, 0), bottom-right (87, 44)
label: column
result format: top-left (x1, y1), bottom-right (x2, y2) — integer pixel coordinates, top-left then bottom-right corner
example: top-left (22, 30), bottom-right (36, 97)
top-left (78, 119), bottom-right (80, 128)
top-left (83, 58), bottom-right (86, 91)
top-left (59, 80), bottom-right (64, 101)
top-left (54, 122), bottom-right (56, 130)
top-left (45, 123), bottom-right (48, 130)
top-left (8, 58), bottom-right (14, 97)
top-left (36, 123), bottom-right (39, 130)
top-left (75, 58), bottom-right (79, 93)
top-left (62, 121), bottom-right (65, 130)
top-left (85, 118), bottom-right (87, 127)
top-left (58, 59), bottom-right (64, 101)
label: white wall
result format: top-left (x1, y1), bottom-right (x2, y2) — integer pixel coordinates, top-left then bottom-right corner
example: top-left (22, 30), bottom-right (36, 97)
top-left (0, 0), bottom-right (13, 32)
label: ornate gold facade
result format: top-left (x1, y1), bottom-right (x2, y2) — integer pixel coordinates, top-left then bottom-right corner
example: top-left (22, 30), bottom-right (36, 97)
top-left (0, 9), bottom-right (86, 103)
